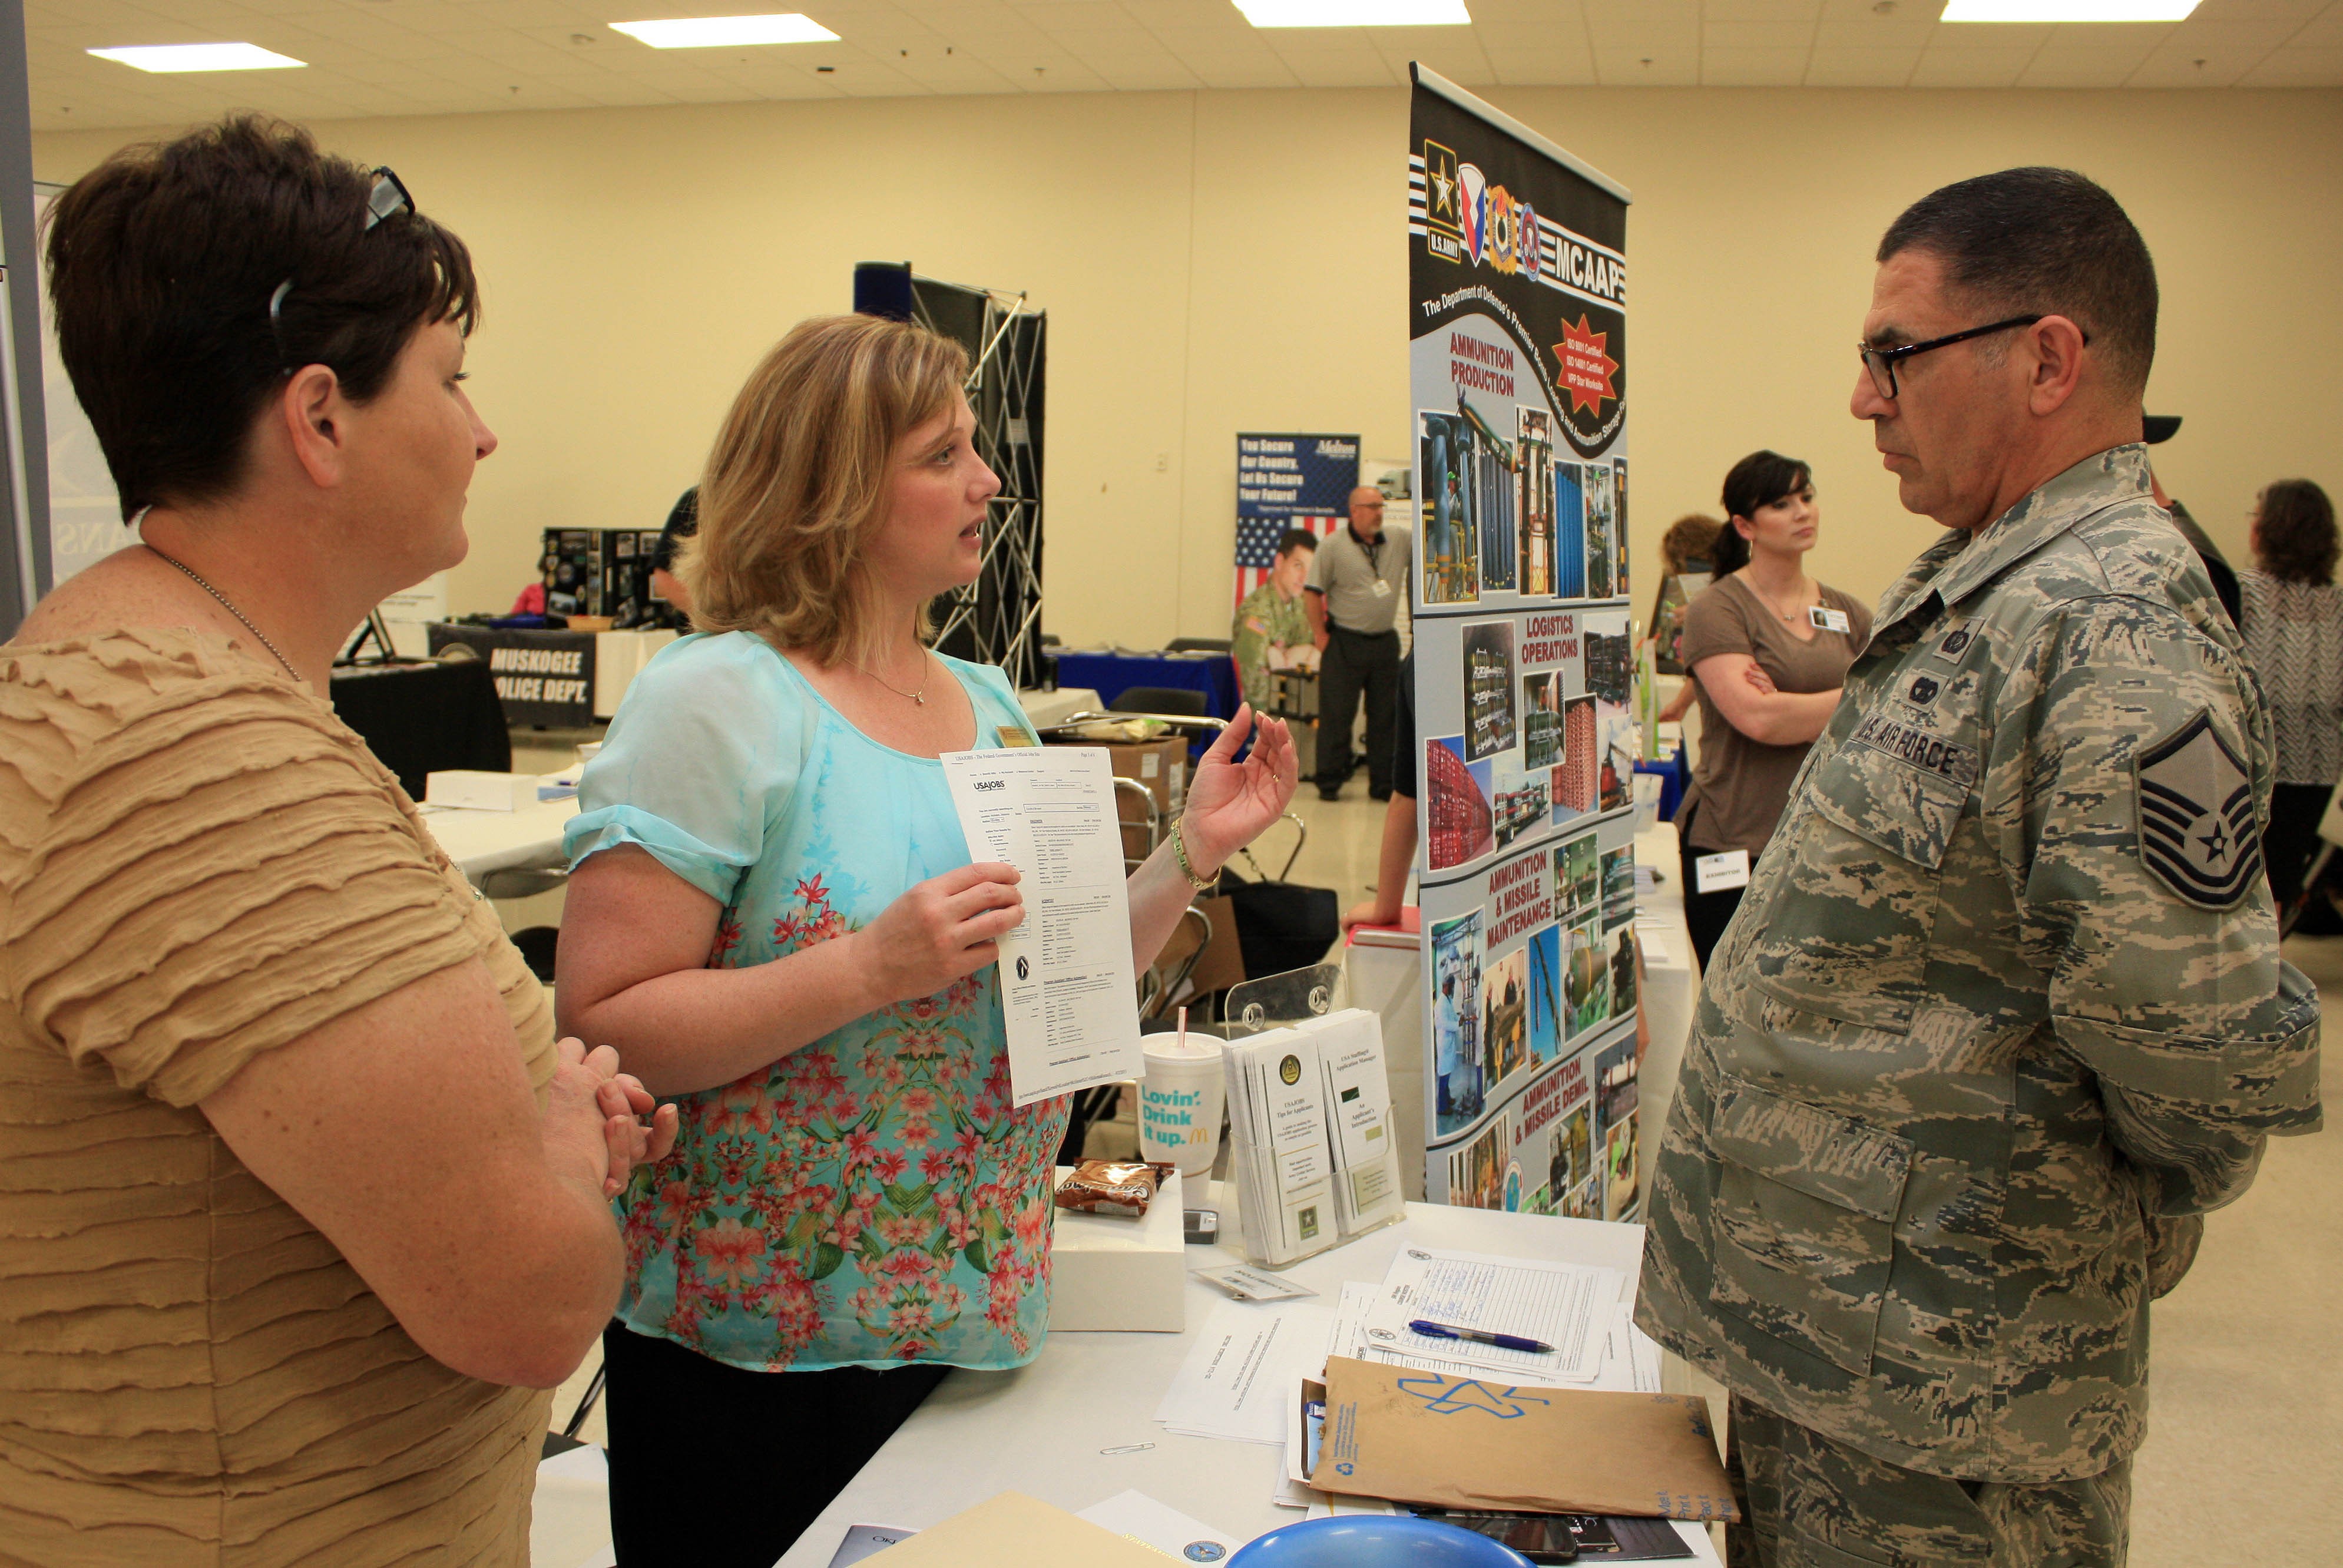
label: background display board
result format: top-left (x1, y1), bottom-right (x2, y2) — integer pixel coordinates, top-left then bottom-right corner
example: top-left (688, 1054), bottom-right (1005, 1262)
top-left (1233, 432), bottom-right (1358, 607)
top-left (428, 623), bottom-right (598, 727)
top-left (1407, 65), bottom-right (1638, 1220)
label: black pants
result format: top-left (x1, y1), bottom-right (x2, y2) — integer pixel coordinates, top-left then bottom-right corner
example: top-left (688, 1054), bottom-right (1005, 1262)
top-left (1676, 803), bottom-right (1748, 977)
top-left (602, 1322), bottom-right (948, 1568)
top-left (1316, 626), bottom-right (1402, 795)
top-left (2264, 780), bottom-right (2334, 912)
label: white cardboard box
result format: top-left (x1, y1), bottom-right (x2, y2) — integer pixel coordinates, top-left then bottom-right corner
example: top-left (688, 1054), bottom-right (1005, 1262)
top-left (1048, 1167), bottom-right (1186, 1333)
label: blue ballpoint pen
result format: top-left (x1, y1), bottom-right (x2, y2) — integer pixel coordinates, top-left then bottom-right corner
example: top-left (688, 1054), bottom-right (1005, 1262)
top-left (1408, 1318), bottom-right (1555, 1354)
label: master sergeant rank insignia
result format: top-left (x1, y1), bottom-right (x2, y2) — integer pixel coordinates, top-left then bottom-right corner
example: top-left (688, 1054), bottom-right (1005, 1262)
top-left (2136, 710), bottom-right (2261, 909)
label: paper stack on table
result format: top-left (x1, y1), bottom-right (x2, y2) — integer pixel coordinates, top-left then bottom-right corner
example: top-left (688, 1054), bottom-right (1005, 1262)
top-left (1357, 1246), bottom-right (1625, 1385)
top-left (1153, 1298), bottom-right (1333, 1446)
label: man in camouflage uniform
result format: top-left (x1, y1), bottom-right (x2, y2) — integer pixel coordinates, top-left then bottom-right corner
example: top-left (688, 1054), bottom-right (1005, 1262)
top-left (1636, 167), bottom-right (2321, 1566)
top-left (1233, 527), bottom-right (1318, 712)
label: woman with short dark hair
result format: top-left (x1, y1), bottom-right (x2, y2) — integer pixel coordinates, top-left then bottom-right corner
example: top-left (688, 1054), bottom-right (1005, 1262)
top-left (3, 115), bottom-right (671, 1564)
top-left (1673, 451), bottom-right (1868, 972)
top-left (2238, 478), bottom-right (2343, 909)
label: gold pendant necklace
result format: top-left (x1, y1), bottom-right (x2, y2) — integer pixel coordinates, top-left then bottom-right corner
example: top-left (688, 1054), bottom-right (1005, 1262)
top-left (857, 650), bottom-right (934, 705)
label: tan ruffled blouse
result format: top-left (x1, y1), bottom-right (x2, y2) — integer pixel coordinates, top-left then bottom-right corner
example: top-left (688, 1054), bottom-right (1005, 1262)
top-left (0, 629), bottom-right (556, 1566)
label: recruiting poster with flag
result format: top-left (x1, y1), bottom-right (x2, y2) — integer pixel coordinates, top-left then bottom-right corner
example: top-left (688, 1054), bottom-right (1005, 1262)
top-left (1402, 65), bottom-right (1640, 1223)
top-left (1234, 432), bottom-right (1358, 606)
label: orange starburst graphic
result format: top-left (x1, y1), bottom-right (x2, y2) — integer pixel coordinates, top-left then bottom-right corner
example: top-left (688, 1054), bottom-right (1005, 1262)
top-left (1551, 316), bottom-right (1619, 418)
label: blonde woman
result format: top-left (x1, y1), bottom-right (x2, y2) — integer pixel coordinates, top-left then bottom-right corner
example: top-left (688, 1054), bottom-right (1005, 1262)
top-left (557, 315), bottom-right (1298, 1567)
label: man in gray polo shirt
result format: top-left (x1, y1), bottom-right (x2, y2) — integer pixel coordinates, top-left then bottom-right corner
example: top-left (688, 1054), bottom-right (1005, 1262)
top-left (1305, 486), bottom-right (1411, 800)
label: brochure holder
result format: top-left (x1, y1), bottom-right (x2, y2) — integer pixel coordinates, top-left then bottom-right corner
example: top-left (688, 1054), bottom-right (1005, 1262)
top-left (1219, 963), bottom-right (1407, 1269)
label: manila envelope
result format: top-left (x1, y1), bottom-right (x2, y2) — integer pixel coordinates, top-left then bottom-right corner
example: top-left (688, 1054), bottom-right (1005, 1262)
top-left (1308, 1355), bottom-right (1740, 1523)
top-left (861, 1491), bottom-right (1178, 1568)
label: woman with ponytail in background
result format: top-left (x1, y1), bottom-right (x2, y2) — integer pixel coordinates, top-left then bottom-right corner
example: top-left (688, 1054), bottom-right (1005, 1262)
top-left (1673, 451), bottom-right (1869, 972)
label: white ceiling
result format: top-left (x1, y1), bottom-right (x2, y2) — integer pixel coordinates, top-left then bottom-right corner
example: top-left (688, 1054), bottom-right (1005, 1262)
top-left (27, 0), bottom-right (2343, 132)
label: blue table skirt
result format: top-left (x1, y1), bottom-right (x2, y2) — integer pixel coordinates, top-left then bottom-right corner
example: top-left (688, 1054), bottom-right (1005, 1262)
top-left (1052, 651), bottom-right (1240, 721)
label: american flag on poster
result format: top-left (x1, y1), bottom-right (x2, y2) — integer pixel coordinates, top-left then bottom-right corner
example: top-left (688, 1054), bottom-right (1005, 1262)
top-left (1234, 432), bottom-right (1361, 608)
top-left (1235, 514), bottom-right (1346, 606)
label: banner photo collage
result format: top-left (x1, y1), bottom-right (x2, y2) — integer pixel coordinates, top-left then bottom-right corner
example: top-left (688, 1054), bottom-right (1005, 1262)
top-left (1406, 67), bottom-right (1639, 1220)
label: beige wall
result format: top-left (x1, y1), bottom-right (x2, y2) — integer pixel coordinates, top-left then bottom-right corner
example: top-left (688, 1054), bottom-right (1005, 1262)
top-left (34, 84), bottom-right (2343, 644)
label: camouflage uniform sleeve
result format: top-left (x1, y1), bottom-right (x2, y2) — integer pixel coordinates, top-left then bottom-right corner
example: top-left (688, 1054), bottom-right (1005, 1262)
top-left (1985, 599), bottom-right (2321, 1216)
top-left (1232, 596), bottom-right (1272, 710)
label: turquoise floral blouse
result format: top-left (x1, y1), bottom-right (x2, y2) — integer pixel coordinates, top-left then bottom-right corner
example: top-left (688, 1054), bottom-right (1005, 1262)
top-left (565, 632), bottom-right (1068, 1372)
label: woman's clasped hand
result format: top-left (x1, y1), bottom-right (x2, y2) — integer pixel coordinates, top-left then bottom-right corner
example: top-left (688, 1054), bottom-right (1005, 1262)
top-left (548, 1037), bottom-right (680, 1199)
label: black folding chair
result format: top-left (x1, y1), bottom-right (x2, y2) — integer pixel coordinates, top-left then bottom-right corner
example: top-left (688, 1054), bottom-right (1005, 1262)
top-left (1110, 684), bottom-right (1207, 717)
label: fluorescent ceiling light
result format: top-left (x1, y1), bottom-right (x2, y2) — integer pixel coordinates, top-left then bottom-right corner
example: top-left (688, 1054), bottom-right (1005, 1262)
top-left (88, 42), bottom-right (306, 73)
top-left (1941, 1), bottom-right (2196, 19)
top-left (608, 14), bottom-right (839, 48)
top-left (1235, 0), bottom-right (1472, 25)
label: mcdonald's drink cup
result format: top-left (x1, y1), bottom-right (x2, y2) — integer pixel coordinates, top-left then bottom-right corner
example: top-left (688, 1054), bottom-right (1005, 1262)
top-left (1140, 1037), bottom-right (1225, 1179)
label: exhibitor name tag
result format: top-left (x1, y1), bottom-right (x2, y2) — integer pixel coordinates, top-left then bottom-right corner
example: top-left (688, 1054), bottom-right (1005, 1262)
top-left (1694, 849), bottom-right (1750, 894)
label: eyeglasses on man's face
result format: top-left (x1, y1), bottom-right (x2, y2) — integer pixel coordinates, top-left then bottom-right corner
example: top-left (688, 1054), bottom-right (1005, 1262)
top-left (1858, 314), bottom-right (2056, 402)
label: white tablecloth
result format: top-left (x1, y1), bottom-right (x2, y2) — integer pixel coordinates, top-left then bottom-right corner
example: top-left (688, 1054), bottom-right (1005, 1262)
top-left (418, 796), bottom-right (578, 884)
top-left (773, 1197), bottom-right (1720, 1567)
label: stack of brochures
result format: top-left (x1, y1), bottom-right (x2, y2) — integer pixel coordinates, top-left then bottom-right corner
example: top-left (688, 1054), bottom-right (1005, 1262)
top-left (1223, 1009), bottom-right (1406, 1268)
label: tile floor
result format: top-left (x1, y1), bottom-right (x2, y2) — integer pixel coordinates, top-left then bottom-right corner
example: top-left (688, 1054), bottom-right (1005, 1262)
top-left (538, 792), bottom-right (2343, 1565)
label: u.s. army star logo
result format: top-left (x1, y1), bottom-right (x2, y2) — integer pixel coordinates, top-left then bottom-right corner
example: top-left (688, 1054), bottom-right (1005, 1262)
top-left (2136, 711), bottom-right (2261, 908)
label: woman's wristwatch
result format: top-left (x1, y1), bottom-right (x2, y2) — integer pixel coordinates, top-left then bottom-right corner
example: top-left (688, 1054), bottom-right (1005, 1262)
top-left (1169, 821), bottom-right (1220, 892)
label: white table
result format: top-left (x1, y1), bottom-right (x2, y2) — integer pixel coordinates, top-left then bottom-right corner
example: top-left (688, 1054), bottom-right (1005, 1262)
top-left (1020, 687), bottom-right (1101, 728)
top-left (418, 796), bottom-right (578, 884)
top-left (776, 1199), bottom-right (1720, 1568)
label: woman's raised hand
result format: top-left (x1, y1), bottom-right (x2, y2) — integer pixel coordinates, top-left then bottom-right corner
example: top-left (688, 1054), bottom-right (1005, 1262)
top-left (1180, 703), bottom-right (1301, 874)
top-left (851, 862), bottom-right (1025, 1007)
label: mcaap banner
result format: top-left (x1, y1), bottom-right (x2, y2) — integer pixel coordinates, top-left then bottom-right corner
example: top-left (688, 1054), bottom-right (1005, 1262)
top-left (1406, 64), bottom-right (1640, 1221)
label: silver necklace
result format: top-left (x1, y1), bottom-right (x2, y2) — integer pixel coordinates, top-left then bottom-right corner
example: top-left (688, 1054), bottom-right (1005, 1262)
top-left (1746, 574), bottom-right (1815, 624)
top-left (856, 650), bottom-right (934, 705)
top-left (147, 547), bottom-right (301, 680)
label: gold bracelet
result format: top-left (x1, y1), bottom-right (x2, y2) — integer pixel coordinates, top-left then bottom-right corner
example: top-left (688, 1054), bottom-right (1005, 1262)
top-left (1170, 821), bottom-right (1219, 892)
